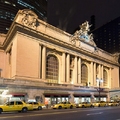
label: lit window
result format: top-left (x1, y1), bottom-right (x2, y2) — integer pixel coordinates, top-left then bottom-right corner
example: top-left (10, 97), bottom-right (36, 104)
top-left (12, 4), bottom-right (16, 6)
top-left (5, 1), bottom-right (10, 5)
top-left (46, 55), bottom-right (59, 83)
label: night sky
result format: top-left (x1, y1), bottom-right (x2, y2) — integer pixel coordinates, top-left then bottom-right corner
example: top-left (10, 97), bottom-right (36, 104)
top-left (47, 0), bottom-right (120, 34)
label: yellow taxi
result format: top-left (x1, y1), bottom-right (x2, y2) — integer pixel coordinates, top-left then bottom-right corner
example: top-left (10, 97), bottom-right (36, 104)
top-left (93, 101), bottom-right (108, 107)
top-left (27, 102), bottom-right (46, 110)
top-left (107, 101), bottom-right (119, 106)
top-left (0, 100), bottom-right (32, 114)
top-left (51, 101), bottom-right (75, 109)
top-left (76, 102), bottom-right (94, 108)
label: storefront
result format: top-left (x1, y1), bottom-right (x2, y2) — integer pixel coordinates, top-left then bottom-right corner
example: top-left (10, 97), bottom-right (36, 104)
top-left (74, 93), bottom-right (91, 103)
top-left (44, 91), bottom-right (70, 105)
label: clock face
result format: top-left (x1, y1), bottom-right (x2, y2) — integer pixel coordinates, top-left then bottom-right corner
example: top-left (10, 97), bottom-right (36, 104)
top-left (80, 35), bottom-right (89, 42)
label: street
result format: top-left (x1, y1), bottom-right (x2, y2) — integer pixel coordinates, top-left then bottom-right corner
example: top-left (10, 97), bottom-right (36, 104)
top-left (0, 106), bottom-right (120, 120)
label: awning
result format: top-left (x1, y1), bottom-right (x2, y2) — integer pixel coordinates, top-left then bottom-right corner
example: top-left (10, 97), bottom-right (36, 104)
top-left (44, 91), bottom-right (69, 97)
top-left (94, 94), bottom-right (107, 97)
top-left (8, 92), bottom-right (26, 97)
top-left (74, 92), bottom-right (91, 97)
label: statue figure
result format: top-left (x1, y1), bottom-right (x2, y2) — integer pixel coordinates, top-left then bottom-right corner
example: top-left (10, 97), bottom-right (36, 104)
top-left (79, 21), bottom-right (91, 34)
top-left (70, 21), bottom-right (96, 46)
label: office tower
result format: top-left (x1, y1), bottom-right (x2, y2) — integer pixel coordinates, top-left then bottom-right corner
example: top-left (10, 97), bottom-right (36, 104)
top-left (92, 16), bottom-right (120, 54)
top-left (0, 0), bottom-right (47, 33)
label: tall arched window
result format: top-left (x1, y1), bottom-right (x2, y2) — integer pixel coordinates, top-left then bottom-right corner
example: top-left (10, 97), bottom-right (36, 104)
top-left (81, 64), bottom-right (88, 86)
top-left (46, 55), bottom-right (59, 83)
top-left (103, 69), bottom-right (107, 86)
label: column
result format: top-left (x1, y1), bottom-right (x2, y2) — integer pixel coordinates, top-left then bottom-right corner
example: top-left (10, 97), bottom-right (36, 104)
top-left (69, 92), bottom-right (74, 103)
top-left (27, 92), bottom-right (35, 100)
top-left (101, 65), bottom-right (103, 79)
top-left (39, 44), bottom-right (42, 79)
top-left (90, 62), bottom-right (93, 86)
top-left (42, 46), bottom-right (46, 80)
top-left (98, 64), bottom-right (101, 79)
top-left (93, 62), bottom-right (96, 86)
top-left (66, 53), bottom-right (70, 83)
top-left (74, 56), bottom-right (77, 84)
top-left (62, 52), bottom-right (66, 83)
top-left (101, 65), bottom-right (103, 87)
top-left (109, 68), bottom-right (112, 88)
top-left (78, 57), bottom-right (81, 84)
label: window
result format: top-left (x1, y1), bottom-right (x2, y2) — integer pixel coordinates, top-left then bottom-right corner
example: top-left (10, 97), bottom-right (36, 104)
top-left (16, 101), bottom-right (23, 105)
top-left (6, 101), bottom-right (14, 105)
top-left (46, 55), bottom-right (59, 83)
top-left (81, 64), bottom-right (88, 85)
top-left (103, 70), bottom-right (107, 86)
top-left (70, 69), bottom-right (73, 82)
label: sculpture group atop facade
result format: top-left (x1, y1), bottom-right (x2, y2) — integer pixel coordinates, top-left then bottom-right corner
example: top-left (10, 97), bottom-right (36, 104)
top-left (70, 21), bottom-right (96, 46)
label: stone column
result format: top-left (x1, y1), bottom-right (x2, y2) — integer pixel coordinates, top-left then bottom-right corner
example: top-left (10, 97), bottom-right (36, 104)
top-left (68, 92), bottom-right (74, 103)
top-left (93, 62), bottom-right (96, 86)
top-left (78, 57), bottom-right (81, 84)
top-left (107, 92), bottom-right (110, 102)
top-left (101, 65), bottom-right (104, 87)
top-left (109, 68), bottom-right (112, 88)
top-left (42, 46), bottom-right (46, 80)
top-left (27, 92), bottom-right (35, 100)
top-left (90, 62), bottom-right (93, 86)
top-left (39, 44), bottom-right (42, 79)
top-left (62, 52), bottom-right (66, 83)
top-left (74, 56), bottom-right (77, 84)
top-left (66, 53), bottom-right (70, 83)
top-left (98, 64), bottom-right (101, 79)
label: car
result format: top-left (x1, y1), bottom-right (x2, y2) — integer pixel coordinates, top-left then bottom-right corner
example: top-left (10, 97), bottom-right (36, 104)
top-left (107, 101), bottom-right (119, 106)
top-left (51, 101), bottom-right (75, 109)
top-left (76, 102), bottom-right (94, 108)
top-left (93, 101), bottom-right (108, 107)
top-left (27, 102), bottom-right (46, 110)
top-left (0, 100), bottom-right (33, 114)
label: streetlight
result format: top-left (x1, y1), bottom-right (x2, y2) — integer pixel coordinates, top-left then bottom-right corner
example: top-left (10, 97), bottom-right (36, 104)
top-left (96, 78), bottom-right (103, 102)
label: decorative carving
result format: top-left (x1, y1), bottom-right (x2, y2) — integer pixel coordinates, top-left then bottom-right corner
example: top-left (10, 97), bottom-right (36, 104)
top-left (70, 21), bottom-right (96, 46)
top-left (113, 53), bottom-right (120, 63)
top-left (21, 9), bottom-right (38, 29)
top-left (70, 30), bottom-right (79, 45)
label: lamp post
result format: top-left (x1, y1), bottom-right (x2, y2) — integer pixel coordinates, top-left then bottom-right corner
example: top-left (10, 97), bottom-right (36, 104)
top-left (96, 78), bottom-right (103, 102)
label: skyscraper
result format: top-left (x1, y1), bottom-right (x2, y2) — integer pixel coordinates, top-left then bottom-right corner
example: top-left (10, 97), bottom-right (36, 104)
top-left (0, 0), bottom-right (47, 34)
top-left (92, 16), bottom-right (120, 54)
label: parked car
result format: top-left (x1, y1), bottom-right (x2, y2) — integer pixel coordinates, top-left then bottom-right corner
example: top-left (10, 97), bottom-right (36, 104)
top-left (76, 102), bottom-right (94, 108)
top-left (0, 101), bottom-right (32, 114)
top-left (27, 102), bottom-right (46, 110)
top-left (51, 101), bottom-right (75, 109)
top-left (93, 101), bottom-right (108, 107)
top-left (107, 101), bottom-right (119, 106)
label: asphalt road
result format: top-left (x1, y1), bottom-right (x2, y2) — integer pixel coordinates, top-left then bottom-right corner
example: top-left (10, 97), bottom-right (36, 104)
top-left (0, 107), bottom-right (120, 120)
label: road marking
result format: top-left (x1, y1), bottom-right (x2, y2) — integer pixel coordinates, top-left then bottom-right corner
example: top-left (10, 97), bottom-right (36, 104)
top-left (87, 112), bottom-right (103, 116)
top-left (0, 111), bottom-right (77, 119)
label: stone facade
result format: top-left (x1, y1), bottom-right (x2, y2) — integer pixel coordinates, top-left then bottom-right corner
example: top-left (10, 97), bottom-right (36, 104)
top-left (0, 9), bottom-right (120, 104)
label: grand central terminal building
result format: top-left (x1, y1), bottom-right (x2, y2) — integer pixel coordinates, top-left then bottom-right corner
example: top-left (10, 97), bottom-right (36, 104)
top-left (0, 9), bottom-right (120, 104)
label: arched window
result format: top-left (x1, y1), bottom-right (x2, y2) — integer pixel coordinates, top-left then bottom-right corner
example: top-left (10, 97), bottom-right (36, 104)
top-left (103, 69), bottom-right (107, 86)
top-left (46, 55), bottom-right (59, 83)
top-left (81, 64), bottom-right (88, 86)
